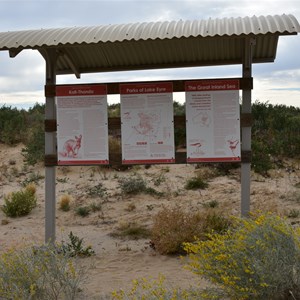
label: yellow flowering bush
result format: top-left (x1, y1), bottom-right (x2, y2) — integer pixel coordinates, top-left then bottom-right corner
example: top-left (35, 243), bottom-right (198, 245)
top-left (0, 243), bottom-right (84, 299)
top-left (111, 274), bottom-right (202, 300)
top-left (184, 213), bottom-right (300, 299)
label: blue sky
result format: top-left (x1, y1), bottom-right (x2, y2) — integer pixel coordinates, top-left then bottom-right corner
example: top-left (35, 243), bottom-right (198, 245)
top-left (0, 0), bottom-right (299, 109)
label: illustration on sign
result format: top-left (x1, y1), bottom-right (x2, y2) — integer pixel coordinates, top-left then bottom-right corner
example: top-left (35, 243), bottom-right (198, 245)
top-left (60, 134), bottom-right (82, 158)
top-left (185, 80), bottom-right (241, 163)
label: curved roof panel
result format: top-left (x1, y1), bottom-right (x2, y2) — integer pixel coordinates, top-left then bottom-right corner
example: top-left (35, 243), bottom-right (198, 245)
top-left (0, 14), bottom-right (299, 49)
top-left (0, 14), bottom-right (299, 75)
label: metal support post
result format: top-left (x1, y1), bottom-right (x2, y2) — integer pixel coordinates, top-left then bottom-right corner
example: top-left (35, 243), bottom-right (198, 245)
top-left (241, 37), bottom-right (255, 217)
top-left (44, 49), bottom-right (57, 242)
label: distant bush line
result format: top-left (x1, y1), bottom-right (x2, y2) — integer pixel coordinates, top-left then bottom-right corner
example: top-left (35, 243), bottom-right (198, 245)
top-left (1, 101), bottom-right (299, 173)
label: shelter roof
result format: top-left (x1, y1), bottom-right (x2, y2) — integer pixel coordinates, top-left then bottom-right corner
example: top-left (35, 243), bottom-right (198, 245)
top-left (0, 14), bottom-right (299, 77)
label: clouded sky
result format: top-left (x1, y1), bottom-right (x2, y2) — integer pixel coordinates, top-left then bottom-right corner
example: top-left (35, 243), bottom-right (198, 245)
top-left (0, 0), bottom-right (299, 109)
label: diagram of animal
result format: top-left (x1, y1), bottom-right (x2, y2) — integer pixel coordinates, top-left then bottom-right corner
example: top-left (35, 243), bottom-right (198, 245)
top-left (190, 141), bottom-right (205, 155)
top-left (227, 139), bottom-right (239, 156)
top-left (60, 134), bottom-right (82, 158)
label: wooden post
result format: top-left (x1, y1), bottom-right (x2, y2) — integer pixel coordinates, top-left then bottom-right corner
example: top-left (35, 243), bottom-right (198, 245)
top-left (241, 37), bottom-right (255, 217)
top-left (43, 49), bottom-right (58, 242)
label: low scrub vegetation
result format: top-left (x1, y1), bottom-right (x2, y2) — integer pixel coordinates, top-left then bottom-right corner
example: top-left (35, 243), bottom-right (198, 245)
top-left (2, 183), bottom-right (37, 217)
top-left (150, 206), bottom-right (231, 255)
top-left (185, 175), bottom-right (208, 190)
top-left (0, 242), bottom-right (84, 299)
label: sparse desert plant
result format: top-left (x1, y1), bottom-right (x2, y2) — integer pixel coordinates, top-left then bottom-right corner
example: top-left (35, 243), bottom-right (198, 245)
top-left (287, 208), bottom-right (300, 218)
top-left (90, 201), bottom-right (102, 212)
top-left (0, 242), bottom-right (84, 299)
top-left (184, 213), bottom-right (300, 300)
top-left (21, 172), bottom-right (44, 187)
top-left (202, 200), bottom-right (219, 208)
top-left (75, 206), bottom-right (90, 217)
top-left (57, 176), bottom-right (69, 183)
top-left (118, 175), bottom-right (147, 195)
top-left (145, 186), bottom-right (164, 198)
top-left (2, 185), bottom-right (37, 217)
top-left (86, 182), bottom-right (108, 198)
top-left (152, 172), bottom-right (166, 186)
top-left (110, 222), bottom-right (151, 240)
top-left (59, 194), bottom-right (72, 211)
top-left (59, 231), bottom-right (95, 257)
top-left (151, 207), bottom-right (231, 255)
top-left (185, 176), bottom-right (208, 190)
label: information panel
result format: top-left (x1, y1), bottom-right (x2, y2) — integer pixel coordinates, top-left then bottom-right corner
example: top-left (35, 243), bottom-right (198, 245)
top-left (185, 80), bottom-right (241, 162)
top-left (56, 84), bottom-right (109, 165)
top-left (120, 82), bottom-right (175, 164)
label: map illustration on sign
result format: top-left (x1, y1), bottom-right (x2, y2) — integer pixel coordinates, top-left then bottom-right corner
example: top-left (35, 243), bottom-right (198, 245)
top-left (125, 110), bottom-right (163, 144)
top-left (185, 80), bottom-right (241, 163)
top-left (120, 82), bottom-right (175, 164)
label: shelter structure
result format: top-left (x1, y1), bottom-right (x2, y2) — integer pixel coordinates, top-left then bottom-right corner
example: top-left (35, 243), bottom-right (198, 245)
top-left (0, 14), bottom-right (299, 242)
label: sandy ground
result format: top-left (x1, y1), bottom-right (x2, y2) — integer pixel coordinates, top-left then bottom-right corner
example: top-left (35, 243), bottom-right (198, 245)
top-left (0, 143), bottom-right (299, 298)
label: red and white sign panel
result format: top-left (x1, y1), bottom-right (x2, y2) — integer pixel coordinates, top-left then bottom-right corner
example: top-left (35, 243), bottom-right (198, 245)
top-left (56, 84), bottom-right (109, 165)
top-left (120, 82), bottom-right (175, 164)
top-left (185, 80), bottom-right (241, 163)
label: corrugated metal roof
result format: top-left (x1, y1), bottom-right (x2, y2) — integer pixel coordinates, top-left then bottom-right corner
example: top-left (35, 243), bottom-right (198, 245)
top-left (0, 14), bottom-right (299, 75)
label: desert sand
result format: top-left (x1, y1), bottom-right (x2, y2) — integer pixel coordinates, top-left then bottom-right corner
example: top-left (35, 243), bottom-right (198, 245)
top-left (0, 143), bottom-right (299, 298)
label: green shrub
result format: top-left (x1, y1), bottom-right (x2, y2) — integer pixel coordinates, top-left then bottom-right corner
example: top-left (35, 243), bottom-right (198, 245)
top-left (90, 201), bottom-right (102, 212)
top-left (151, 207), bottom-right (231, 255)
top-left (118, 175), bottom-right (147, 195)
top-left (86, 182), bottom-right (107, 198)
top-left (59, 231), bottom-right (95, 257)
top-left (2, 185), bottom-right (37, 217)
top-left (203, 200), bottom-right (219, 208)
top-left (22, 126), bottom-right (45, 166)
top-left (185, 176), bottom-right (208, 190)
top-left (0, 243), bottom-right (84, 299)
top-left (184, 213), bottom-right (300, 300)
top-left (75, 206), bottom-right (90, 217)
top-left (252, 139), bottom-right (273, 176)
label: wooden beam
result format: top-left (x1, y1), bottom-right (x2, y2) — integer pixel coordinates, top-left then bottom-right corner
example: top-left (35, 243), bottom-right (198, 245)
top-left (52, 77), bottom-right (252, 94)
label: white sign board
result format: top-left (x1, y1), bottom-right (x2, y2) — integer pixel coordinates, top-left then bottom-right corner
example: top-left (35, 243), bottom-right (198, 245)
top-left (185, 80), bottom-right (241, 162)
top-left (120, 82), bottom-right (175, 164)
top-left (56, 85), bottom-right (109, 165)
